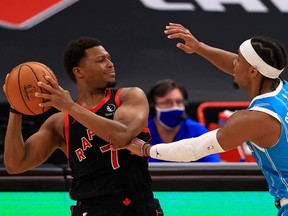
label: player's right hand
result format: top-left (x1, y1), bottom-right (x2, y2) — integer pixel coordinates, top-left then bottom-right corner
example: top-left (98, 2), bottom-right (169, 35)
top-left (164, 22), bottom-right (200, 54)
top-left (3, 73), bottom-right (18, 111)
top-left (3, 73), bottom-right (9, 96)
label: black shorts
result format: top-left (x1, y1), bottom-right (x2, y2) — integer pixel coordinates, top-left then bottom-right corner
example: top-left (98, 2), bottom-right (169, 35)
top-left (70, 198), bottom-right (163, 216)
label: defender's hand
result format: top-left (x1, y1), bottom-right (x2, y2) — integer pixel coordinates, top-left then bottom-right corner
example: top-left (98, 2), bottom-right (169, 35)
top-left (164, 22), bottom-right (200, 54)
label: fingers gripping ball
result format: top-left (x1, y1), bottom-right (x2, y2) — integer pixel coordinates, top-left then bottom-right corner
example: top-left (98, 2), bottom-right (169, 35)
top-left (5, 62), bottom-right (58, 115)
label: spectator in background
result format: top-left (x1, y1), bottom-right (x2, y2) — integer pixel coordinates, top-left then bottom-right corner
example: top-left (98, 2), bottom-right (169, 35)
top-left (146, 79), bottom-right (220, 162)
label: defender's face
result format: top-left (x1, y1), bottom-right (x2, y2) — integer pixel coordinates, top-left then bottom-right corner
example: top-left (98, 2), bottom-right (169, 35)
top-left (233, 52), bottom-right (252, 89)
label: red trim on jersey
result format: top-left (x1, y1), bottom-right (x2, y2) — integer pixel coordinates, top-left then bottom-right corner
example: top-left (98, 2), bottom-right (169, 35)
top-left (75, 89), bottom-right (112, 113)
top-left (111, 150), bottom-right (120, 170)
top-left (115, 88), bottom-right (122, 107)
top-left (91, 88), bottom-right (112, 112)
top-left (64, 112), bottom-right (70, 159)
top-left (141, 127), bottom-right (150, 133)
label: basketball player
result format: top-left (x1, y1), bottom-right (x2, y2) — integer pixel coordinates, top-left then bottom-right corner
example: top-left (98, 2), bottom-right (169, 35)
top-left (124, 23), bottom-right (288, 215)
top-left (3, 37), bottom-right (163, 216)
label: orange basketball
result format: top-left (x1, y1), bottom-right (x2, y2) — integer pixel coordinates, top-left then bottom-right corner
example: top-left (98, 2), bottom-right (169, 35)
top-left (5, 61), bottom-right (58, 115)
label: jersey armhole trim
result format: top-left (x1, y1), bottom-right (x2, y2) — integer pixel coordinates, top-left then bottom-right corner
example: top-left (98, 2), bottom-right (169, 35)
top-left (249, 106), bottom-right (280, 121)
top-left (64, 112), bottom-right (70, 159)
top-left (115, 88), bottom-right (122, 107)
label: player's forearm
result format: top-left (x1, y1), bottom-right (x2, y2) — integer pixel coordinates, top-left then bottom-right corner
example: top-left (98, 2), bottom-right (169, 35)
top-left (68, 103), bottom-right (134, 146)
top-left (196, 42), bottom-right (237, 76)
top-left (4, 113), bottom-right (26, 173)
top-left (149, 129), bottom-right (225, 162)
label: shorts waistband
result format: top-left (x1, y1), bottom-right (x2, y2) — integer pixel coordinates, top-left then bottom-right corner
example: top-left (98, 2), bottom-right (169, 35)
top-left (77, 191), bottom-right (154, 208)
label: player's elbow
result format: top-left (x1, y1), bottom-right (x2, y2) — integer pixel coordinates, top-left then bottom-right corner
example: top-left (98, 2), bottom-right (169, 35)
top-left (109, 133), bottom-right (130, 147)
top-left (4, 159), bottom-right (26, 174)
top-left (5, 164), bottom-right (23, 174)
top-left (109, 124), bottom-right (147, 147)
top-left (174, 149), bottom-right (197, 162)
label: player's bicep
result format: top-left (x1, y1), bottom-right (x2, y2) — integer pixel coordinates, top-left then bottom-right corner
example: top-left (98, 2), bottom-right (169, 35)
top-left (217, 110), bottom-right (254, 150)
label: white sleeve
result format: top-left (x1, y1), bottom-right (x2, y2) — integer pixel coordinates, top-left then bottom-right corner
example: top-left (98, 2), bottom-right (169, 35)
top-left (149, 129), bottom-right (224, 162)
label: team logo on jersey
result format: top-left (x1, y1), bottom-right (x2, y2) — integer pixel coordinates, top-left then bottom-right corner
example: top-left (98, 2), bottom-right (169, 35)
top-left (0, 0), bottom-right (79, 30)
top-left (207, 145), bottom-right (215, 150)
top-left (106, 104), bottom-right (116, 112)
top-left (155, 149), bottom-right (161, 158)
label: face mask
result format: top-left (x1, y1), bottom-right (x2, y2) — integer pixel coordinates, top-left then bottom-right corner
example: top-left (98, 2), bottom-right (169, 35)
top-left (155, 106), bottom-right (185, 130)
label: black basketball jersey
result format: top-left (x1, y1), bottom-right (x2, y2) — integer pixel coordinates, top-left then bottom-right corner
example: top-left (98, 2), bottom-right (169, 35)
top-left (63, 88), bottom-right (152, 200)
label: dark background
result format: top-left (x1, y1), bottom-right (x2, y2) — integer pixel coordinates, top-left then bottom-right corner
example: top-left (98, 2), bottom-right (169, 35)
top-left (0, 0), bottom-right (287, 103)
top-left (0, 0), bottom-right (287, 162)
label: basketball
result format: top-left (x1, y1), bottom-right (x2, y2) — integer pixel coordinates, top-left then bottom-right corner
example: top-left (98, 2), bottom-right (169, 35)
top-left (5, 61), bottom-right (58, 115)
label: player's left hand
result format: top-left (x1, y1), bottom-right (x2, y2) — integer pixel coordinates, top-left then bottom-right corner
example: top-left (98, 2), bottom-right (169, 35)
top-left (35, 76), bottom-right (74, 113)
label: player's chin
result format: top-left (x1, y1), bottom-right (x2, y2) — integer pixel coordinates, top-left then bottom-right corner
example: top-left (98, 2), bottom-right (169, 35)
top-left (232, 81), bottom-right (239, 89)
top-left (107, 80), bottom-right (116, 88)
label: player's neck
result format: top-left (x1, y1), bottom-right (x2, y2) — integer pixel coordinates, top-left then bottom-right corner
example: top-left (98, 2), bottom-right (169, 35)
top-left (258, 78), bottom-right (279, 96)
top-left (77, 88), bottom-right (107, 108)
top-left (248, 78), bottom-right (279, 100)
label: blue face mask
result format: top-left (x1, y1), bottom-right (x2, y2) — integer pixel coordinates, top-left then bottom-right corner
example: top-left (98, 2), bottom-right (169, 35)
top-left (156, 106), bottom-right (185, 130)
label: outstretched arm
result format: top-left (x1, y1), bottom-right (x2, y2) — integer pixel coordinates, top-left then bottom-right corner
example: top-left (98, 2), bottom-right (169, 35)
top-left (124, 110), bottom-right (280, 162)
top-left (164, 22), bottom-right (237, 76)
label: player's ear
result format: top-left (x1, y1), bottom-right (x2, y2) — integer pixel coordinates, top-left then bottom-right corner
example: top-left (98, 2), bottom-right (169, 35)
top-left (250, 66), bottom-right (259, 78)
top-left (73, 67), bottom-right (84, 79)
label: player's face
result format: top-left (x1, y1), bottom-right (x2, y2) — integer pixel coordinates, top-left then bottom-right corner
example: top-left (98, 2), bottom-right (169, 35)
top-left (78, 46), bottom-right (116, 89)
top-left (232, 52), bottom-right (251, 90)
